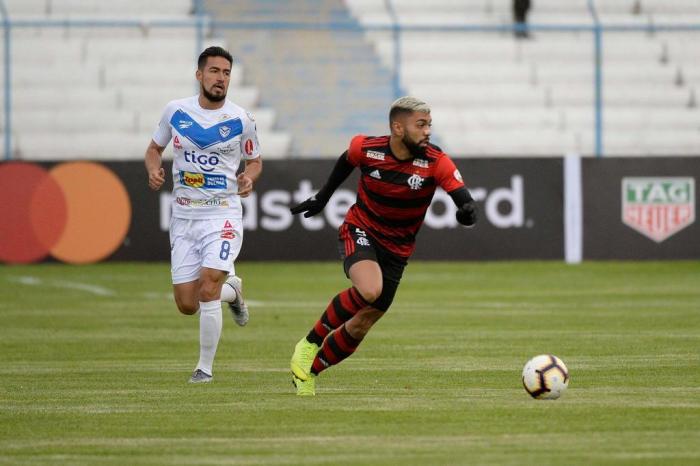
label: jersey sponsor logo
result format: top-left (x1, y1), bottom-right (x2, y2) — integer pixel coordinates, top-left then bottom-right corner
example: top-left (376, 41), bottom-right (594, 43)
top-left (173, 136), bottom-right (183, 150)
top-left (170, 109), bottom-right (242, 149)
top-left (413, 159), bottom-right (429, 168)
top-left (622, 177), bottom-right (695, 242)
top-left (219, 143), bottom-right (234, 155)
top-left (184, 150), bottom-right (220, 173)
top-left (244, 139), bottom-right (254, 156)
top-left (179, 171), bottom-right (227, 189)
top-left (407, 174), bottom-right (424, 190)
top-left (369, 169), bottom-right (381, 179)
top-left (453, 169), bottom-right (463, 182)
top-left (175, 196), bottom-right (229, 207)
top-left (366, 150), bottom-right (385, 161)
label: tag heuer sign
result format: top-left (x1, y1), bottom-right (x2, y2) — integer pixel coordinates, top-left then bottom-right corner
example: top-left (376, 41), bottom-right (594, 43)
top-left (622, 177), bottom-right (695, 243)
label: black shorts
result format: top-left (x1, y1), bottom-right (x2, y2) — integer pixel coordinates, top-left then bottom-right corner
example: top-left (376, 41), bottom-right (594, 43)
top-left (337, 223), bottom-right (407, 312)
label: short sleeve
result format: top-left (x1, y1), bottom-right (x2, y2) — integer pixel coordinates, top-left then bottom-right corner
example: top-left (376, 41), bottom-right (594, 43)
top-left (346, 134), bottom-right (366, 166)
top-left (151, 103), bottom-right (175, 148)
top-left (240, 111), bottom-right (261, 160)
top-left (435, 155), bottom-right (465, 193)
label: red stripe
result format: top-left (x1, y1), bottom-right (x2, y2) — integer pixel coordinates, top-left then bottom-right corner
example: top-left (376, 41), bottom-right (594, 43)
top-left (338, 289), bottom-right (355, 312)
top-left (321, 346), bottom-right (340, 364)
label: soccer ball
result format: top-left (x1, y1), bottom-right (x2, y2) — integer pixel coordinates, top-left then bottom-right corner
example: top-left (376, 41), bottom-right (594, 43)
top-left (522, 354), bottom-right (569, 400)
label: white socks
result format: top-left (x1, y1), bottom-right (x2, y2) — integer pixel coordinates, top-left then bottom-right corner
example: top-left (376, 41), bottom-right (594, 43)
top-left (195, 300), bottom-right (222, 376)
top-left (220, 281), bottom-right (237, 303)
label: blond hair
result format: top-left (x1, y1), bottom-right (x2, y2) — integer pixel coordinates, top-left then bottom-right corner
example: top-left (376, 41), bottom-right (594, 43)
top-left (389, 96), bottom-right (431, 122)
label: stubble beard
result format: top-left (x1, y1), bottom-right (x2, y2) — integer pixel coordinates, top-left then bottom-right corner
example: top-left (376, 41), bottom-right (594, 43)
top-left (201, 85), bottom-right (226, 103)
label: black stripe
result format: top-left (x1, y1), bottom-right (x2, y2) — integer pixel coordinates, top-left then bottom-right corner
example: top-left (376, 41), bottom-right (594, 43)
top-left (326, 333), bottom-right (346, 358)
top-left (361, 178), bottom-right (434, 209)
top-left (356, 197), bottom-right (424, 228)
top-left (331, 297), bottom-right (355, 322)
top-left (360, 166), bottom-right (436, 188)
top-left (362, 220), bottom-right (416, 245)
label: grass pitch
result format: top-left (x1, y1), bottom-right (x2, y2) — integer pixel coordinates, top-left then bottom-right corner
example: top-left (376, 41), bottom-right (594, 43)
top-left (1, 261), bottom-right (699, 465)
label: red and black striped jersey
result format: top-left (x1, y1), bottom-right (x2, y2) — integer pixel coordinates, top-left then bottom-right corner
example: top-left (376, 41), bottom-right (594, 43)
top-left (343, 134), bottom-right (465, 258)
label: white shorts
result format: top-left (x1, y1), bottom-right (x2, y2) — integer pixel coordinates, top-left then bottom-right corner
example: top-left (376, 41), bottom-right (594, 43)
top-left (169, 217), bottom-right (243, 285)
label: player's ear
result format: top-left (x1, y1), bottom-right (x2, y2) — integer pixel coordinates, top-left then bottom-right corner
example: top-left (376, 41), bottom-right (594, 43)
top-left (390, 119), bottom-right (403, 136)
top-left (195, 68), bottom-right (203, 82)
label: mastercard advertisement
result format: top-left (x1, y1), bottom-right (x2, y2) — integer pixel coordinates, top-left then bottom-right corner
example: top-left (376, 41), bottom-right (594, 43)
top-left (0, 161), bottom-right (163, 264)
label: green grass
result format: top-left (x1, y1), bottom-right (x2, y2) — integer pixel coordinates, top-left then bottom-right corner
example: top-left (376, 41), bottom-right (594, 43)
top-left (1, 261), bottom-right (699, 465)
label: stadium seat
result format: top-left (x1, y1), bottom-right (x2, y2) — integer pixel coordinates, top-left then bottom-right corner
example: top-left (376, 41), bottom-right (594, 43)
top-left (347, 0), bottom-right (700, 156)
top-left (1, 1), bottom-right (291, 159)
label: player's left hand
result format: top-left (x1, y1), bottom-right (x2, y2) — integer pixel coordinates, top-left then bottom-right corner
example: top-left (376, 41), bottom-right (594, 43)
top-left (456, 200), bottom-right (478, 226)
top-left (237, 173), bottom-right (253, 197)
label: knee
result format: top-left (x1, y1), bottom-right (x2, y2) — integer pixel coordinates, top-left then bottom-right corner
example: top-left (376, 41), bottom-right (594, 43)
top-left (357, 283), bottom-right (382, 304)
top-left (198, 281), bottom-right (220, 303)
top-left (176, 300), bottom-right (198, 315)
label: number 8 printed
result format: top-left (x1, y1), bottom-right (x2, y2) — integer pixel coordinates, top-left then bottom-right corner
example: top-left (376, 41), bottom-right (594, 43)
top-left (219, 240), bottom-right (231, 260)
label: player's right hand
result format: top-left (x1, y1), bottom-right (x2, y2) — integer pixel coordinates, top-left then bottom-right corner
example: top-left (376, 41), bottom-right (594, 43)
top-left (148, 167), bottom-right (166, 191)
top-left (290, 195), bottom-right (327, 218)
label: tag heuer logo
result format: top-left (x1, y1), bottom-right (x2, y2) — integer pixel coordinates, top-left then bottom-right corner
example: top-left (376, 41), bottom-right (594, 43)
top-left (622, 177), bottom-right (695, 243)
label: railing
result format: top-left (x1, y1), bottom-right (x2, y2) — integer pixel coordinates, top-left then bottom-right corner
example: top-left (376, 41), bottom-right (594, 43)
top-left (1, 1), bottom-right (699, 160)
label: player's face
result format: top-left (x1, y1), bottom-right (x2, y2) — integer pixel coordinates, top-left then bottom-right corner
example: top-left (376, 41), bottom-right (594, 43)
top-left (400, 111), bottom-right (432, 155)
top-left (197, 56), bottom-right (231, 103)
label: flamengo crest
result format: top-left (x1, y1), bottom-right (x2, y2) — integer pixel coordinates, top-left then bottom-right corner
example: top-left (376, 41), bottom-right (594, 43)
top-left (622, 177), bottom-right (695, 243)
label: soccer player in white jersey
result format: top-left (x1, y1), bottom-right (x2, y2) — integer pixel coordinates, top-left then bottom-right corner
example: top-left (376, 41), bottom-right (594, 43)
top-left (144, 46), bottom-right (262, 383)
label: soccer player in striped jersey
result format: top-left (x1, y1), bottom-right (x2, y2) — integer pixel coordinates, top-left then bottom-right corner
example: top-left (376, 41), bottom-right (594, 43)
top-left (289, 96), bottom-right (478, 395)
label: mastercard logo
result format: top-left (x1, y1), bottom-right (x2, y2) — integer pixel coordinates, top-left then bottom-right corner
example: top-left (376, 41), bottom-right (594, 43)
top-left (0, 161), bottom-right (131, 264)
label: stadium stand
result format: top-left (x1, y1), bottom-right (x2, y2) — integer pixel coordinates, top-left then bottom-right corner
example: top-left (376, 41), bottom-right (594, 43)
top-left (346, 0), bottom-right (700, 156)
top-left (2, 0), bottom-right (698, 159)
top-left (204, 0), bottom-right (395, 157)
top-left (0, 0), bottom-right (291, 159)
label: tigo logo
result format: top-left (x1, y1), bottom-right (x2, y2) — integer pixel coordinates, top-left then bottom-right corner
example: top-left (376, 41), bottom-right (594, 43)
top-left (622, 177), bottom-right (695, 242)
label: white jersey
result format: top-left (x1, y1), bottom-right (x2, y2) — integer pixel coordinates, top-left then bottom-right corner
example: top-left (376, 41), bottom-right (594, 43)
top-left (152, 95), bottom-right (260, 220)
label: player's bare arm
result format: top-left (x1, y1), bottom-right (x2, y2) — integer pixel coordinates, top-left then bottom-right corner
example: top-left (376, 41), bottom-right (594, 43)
top-left (144, 140), bottom-right (166, 191)
top-left (237, 156), bottom-right (262, 197)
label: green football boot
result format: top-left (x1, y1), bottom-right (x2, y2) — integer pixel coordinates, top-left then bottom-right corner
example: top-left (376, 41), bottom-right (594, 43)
top-left (292, 373), bottom-right (316, 396)
top-left (290, 337), bottom-right (320, 381)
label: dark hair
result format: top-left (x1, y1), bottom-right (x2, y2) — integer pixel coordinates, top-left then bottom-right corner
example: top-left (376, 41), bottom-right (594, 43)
top-left (197, 46), bottom-right (233, 70)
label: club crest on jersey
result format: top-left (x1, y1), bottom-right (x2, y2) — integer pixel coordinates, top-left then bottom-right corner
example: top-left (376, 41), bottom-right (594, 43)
top-left (219, 126), bottom-right (231, 138)
top-left (413, 159), bottom-right (429, 168)
top-left (366, 150), bottom-right (385, 161)
top-left (407, 174), bottom-right (424, 190)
